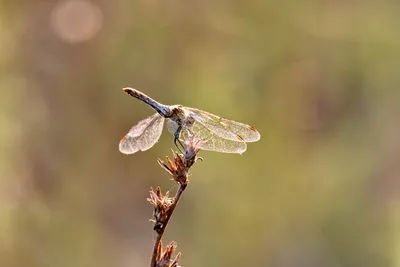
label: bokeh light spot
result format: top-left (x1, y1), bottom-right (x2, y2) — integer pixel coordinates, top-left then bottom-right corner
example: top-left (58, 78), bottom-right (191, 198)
top-left (50, 0), bottom-right (103, 44)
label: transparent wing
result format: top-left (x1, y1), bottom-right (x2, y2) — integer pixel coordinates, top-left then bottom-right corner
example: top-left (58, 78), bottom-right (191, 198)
top-left (167, 119), bottom-right (179, 136)
top-left (184, 107), bottom-right (260, 142)
top-left (167, 118), bottom-right (247, 154)
top-left (119, 113), bottom-right (165, 154)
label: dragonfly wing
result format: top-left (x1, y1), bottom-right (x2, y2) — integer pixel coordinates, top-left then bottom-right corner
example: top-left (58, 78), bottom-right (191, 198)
top-left (185, 107), bottom-right (260, 142)
top-left (166, 119), bottom-right (179, 136)
top-left (185, 120), bottom-right (247, 154)
top-left (167, 117), bottom-right (246, 154)
top-left (119, 113), bottom-right (165, 154)
top-left (217, 116), bottom-right (260, 142)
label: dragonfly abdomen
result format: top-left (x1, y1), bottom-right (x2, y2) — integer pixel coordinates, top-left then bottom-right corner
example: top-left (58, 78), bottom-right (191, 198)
top-left (123, 88), bottom-right (171, 117)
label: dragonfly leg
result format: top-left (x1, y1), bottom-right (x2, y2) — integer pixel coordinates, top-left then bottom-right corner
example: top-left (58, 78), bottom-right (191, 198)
top-left (174, 138), bottom-right (184, 153)
top-left (173, 126), bottom-right (184, 153)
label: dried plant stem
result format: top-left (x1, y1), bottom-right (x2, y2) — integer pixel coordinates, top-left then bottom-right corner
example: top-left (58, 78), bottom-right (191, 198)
top-left (148, 133), bottom-right (204, 266)
top-left (150, 183), bottom-right (187, 267)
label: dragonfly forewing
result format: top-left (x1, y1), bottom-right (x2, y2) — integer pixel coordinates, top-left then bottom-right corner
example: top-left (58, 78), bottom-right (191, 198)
top-left (191, 121), bottom-right (247, 153)
top-left (170, 119), bottom-right (247, 154)
top-left (119, 112), bottom-right (165, 154)
top-left (185, 107), bottom-right (260, 142)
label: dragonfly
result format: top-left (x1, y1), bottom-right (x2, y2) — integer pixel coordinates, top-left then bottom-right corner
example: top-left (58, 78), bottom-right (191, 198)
top-left (119, 88), bottom-right (260, 155)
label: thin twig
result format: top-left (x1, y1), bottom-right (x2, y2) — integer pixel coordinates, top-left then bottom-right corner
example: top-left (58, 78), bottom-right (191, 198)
top-left (150, 184), bottom-right (187, 267)
top-left (149, 132), bottom-right (204, 267)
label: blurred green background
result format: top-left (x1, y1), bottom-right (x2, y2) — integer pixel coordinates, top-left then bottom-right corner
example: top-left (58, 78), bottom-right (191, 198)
top-left (1, 0), bottom-right (400, 266)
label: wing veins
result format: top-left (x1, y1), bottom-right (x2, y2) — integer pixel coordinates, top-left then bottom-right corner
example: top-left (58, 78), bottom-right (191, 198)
top-left (187, 117), bottom-right (247, 154)
top-left (187, 107), bottom-right (260, 142)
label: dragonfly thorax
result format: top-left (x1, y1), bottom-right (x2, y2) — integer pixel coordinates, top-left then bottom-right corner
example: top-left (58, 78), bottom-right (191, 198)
top-left (168, 105), bottom-right (195, 128)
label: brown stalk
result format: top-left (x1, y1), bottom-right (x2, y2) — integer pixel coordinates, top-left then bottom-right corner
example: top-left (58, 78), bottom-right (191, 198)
top-left (148, 132), bottom-right (204, 267)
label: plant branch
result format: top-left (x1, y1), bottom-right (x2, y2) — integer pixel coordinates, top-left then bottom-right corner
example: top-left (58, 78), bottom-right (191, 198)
top-left (148, 132), bottom-right (204, 267)
top-left (150, 183), bottom-right (187, 267)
